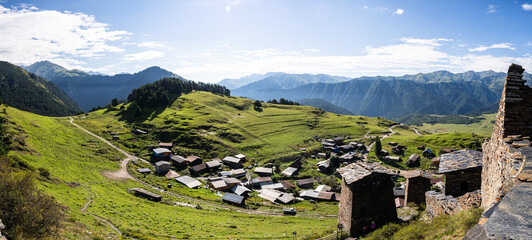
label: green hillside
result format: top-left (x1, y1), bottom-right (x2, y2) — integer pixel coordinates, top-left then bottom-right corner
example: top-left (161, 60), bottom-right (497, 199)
top-left (77, 91), bottom-right (393, 161)
top-left (0, 61), bottom-right (82, 116)
top-left (1, 105), bottom-right (337, 239)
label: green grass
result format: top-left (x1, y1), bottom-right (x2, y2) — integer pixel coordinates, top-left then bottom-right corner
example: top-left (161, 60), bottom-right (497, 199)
top-left (417, 113), bottom-right (496, 135)
top-left (2, 106), bottom-right (337, 239)
top-left (363, 207), bottom-right (483, 240)
top-left (367, 125), bottom-right (489, 170)
top-left (76, 92), bottom-right (392, 162)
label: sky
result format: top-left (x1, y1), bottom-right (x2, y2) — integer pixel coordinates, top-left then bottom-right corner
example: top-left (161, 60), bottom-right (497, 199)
top-left (1, 0), bottom-right (532, 83)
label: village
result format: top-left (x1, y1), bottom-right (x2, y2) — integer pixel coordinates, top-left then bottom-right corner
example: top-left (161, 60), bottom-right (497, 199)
top-left (99, 64), bottom-right (532, 238)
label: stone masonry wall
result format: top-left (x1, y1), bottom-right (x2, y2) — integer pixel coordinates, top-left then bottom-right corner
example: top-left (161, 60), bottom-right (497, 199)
top-left (481, 64), bottom-right (532, 208)
top-left (425, 190), bottom-right (481, 217)
top-left (444, 167), bottom-right (482, 197)
top-left (338, 177), bottom-right (354, 234)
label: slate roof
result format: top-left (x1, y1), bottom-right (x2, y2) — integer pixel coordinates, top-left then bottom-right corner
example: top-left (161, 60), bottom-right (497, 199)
top-left (223, 156), bottom-right (241, 164)
top-left (153, 148), bottom-right (171, 155)
top-left (261, 182), bottom-right (284, 190)
top-left (277, 194), bottom-right (295, 204)
top-left (155, 161), bottom-right (170, 167)
top-left (318, 191), bottom-right (334, 200)
top-left (337, 162), bottom-right (396, 184)
top-left (224, 177), bottom-right (242, 185)
top-left (128, 188), bottom-right (161, 199)
top-left (408, 154), bottom-right (420, 162)
top-left (210, 179), bottom-right (227, 189)
top-left (258, 189), bottom-right (282, 202)
top-left (137, 168), bottom-right (151, 173)
top-left (219, 171), bottom-right (232, 177)
top-left (222, 193), bottom-right (245, 205)
top-left (296, 178), bottom-right (314, 187)
top-left (404, 169), bottom-right (431, 179)
top-left (175, 176), bottom-right (202, 188)
top-left (315, 185), bottom-right (332, 192)
top-left (438, 149), bottom-right (483, 173)
top-left (230, 168), bottom-right (246, 177)
top-left (190, 162), bottom-right (207, 172)
top-left (231, 185), bottom-right (251, 196)
top-left (254, 167), bottom-right (273, 175)
top-left (282, 167), bottom-right (298, 176)
top-left (205, 159), bottom-right (222, 168)
top-left (171, 155), bottom-right (187, 164)
top-left (185, 155), bottom-right (202, 163)
top-left (300, 190), bottom-right (320, 199)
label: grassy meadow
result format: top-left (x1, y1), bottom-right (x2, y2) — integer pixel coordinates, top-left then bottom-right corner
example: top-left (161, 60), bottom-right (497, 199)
top-left (2, 105), bottom-right (337, 239)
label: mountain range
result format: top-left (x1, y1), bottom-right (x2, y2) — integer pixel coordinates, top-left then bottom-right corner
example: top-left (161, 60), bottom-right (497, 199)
top-left (0, 61), bottom-right (82, 116)
top-left (25, 61), bottom-right (184, 111)
top-left (227, 70), bottom-right (531, 119)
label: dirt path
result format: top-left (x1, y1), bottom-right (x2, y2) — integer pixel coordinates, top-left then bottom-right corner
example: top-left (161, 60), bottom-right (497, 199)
top-left (69, 118), bottom-right (336, 218)
top-left (81, 185), bottom-right (122, 237)
top-left (69, 118), bottom-right (134, 181)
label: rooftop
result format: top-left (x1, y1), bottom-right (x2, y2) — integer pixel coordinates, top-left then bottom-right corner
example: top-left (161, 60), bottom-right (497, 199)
top-left (175, 176), bottom-right (202, 188)
top-left (223, 156), bottom-right (242, 164)
top-left (337, 162), bottom-right (396, 184)
top-left (153, 148), bottom-right (171, 154)
top-left (438, 149), bottom-right (483, 173)
top-left (222, 193), bottom-right (245, 205)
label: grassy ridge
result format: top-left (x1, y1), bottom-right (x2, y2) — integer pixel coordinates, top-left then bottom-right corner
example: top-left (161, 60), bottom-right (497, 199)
top-left (2, 106), bottom-right (337, 239)
top-left (77, 91), bottom-right (392, 162)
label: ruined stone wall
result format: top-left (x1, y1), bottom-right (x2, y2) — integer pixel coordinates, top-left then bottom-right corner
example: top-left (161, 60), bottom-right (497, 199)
top-left (405, 176), bottom-right (431, 205)
top-left (444, 167), bottom-right (482, 197)
top-left (481, 64), bottom-right (532, 208)
top-left (425, 190), bottom-right (481, 217)
top-left (338, 173), bottom-right (397, 236)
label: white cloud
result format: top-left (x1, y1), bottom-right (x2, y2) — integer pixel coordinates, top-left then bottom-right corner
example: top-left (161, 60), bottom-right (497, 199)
top-left (305, 49), bottom-right (321, 53)
top-left (486, 5), bottom-right (498, 14)
top-left (468, 43), bottom-right (516, 52)
top-left (401, 38), bottom-right (452, 46)
top-left (122, 51), bottom-right (164, 62)
top-left (170, 38), bottom-right (532, 83)
top-left (394, 9), bottom-right (404, 15)
top-left (522, 3), bottom-right (532, 11)
top-left (226, 5), bottom-right (231, 12)
top-left (0, 4), bottom-right (130, 68)
top-left (137, 41), bottom-right (165, 48)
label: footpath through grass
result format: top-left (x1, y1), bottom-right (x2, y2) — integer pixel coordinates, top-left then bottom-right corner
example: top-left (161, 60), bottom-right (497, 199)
top-left (2, 106), bottom-right (337, 239)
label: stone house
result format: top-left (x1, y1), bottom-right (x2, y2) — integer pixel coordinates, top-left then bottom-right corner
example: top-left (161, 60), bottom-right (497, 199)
top-left (404, 170), bottom-right (432, 205)
top-left (337, 162), bottom-right (397, 236)
top-left (438, 149), bottom-right (482, 197)
top-left (154, 161), bottom-right (171, 175)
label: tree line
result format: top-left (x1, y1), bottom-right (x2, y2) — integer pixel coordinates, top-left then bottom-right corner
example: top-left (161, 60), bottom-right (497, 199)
top-left (266, 98), bottom-right (300, 105)
top-left (127, 77), bottom-right (230, 109)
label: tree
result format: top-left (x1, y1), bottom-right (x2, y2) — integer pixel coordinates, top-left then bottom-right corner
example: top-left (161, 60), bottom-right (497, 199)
top-left (375, 137), bottom-right (382, 156)
top-left (253, 100), bottom-right (262, 109)
top-left (111, 98), bottom-right (119, 107)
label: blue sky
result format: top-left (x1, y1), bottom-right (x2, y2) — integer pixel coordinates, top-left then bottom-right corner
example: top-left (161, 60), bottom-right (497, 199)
top-left (1, 0), bottom-right (532, 82)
